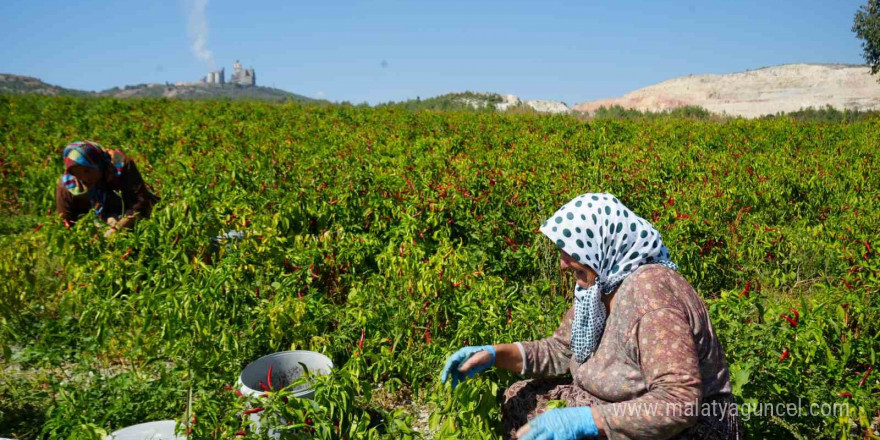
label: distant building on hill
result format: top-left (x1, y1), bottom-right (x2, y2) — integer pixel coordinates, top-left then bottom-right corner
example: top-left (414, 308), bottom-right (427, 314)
top-left (199, 61), bottom-right (256, 86)
top-left (230, 60), bottom-right (256, 86)
top-left (202, 67), bottom-right (225, 85)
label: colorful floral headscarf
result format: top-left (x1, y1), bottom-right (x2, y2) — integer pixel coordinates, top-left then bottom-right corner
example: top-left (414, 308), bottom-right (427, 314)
top-left (61, 141), bottom-right (125, 217)
top-left (540, 193), bottom-right (678, 363)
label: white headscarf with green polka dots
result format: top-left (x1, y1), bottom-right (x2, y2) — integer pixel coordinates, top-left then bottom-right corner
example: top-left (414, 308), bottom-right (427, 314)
top-left (540, 193), bottom-right (678, 364)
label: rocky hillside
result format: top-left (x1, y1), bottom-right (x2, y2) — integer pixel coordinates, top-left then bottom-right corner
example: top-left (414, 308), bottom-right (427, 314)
top-left (97, 83), bottom-right (317, 102)
top-left (0, 73), bottom-right (319, 103)
top-left (491, 94), bottom-right (572, 114)
top-left (0, 74), bottom-right (89, 96)
top-left (573, 64), bottom-right (880, 118)
top-left (385, 92), bottom-right (571, 114)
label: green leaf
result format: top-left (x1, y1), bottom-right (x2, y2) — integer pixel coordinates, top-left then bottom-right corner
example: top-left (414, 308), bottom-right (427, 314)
top-left (546, 400), bottom-right (568, 409)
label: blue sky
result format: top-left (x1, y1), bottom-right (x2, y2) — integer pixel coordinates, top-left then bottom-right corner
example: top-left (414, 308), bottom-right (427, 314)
top-left (0, 0), bottom-right (869, 104)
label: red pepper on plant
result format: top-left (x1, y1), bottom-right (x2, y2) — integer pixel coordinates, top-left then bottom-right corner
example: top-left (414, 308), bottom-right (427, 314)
top-left (243, 406), bottom-right (264, 415)
top-left (267, 364), bottom-right (273, 390)
top-left (859, 366), bottom-right (873, 388)
top-left (740, 280), bottom-right (751, 298)
top-left (778, 348), bottom-right (790, 362)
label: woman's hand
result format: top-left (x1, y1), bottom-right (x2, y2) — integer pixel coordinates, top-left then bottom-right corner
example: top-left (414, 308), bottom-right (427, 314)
top-left (440, 345), bottom-right (496, 389)
top-left (515, 407), bottom-right (600, 439)
top-left (115, 215), bottom-right (135, 229)
top-left (104, 215), bottom-right (135, 238)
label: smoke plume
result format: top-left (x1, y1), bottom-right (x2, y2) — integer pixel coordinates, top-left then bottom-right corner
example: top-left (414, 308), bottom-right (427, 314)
top-left (185, 0), bottom-right (214, 67)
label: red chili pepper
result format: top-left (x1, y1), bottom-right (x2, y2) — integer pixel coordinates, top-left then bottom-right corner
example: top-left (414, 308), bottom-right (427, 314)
top-left (243, 406), bottom-right (265, 415)
top-left (235, 430), bottom-right (246, 436)
top-left (740, 280), bottom-right (751, 298)
top-left (859, 366), bottom-right (873, 388)
top-left (789, 308), bottom-right (799, 321)
top-left (121, 248), bottom-right (132, 260)
top-left (507, 307), bottom-right (512, 325)
top-left (234, 389), bottom-right (243, 397)
top-left (64, 220), bottom-right (71, 230)
top-left (33, 223), bottom-right (42, 232)
top-left (842, 280), bottom-right (853, 289)
top-left (452, 280), bottom-right (464, 288)
top-left (864, 241), bottom-right (872, 254)
top-left (267, 365), bottom-right (273, 390)
top-left (778, 348), bottom-right (790, 362)
top-left (358, 328), bottom-right (365, 351)
top-left (222, 385), bottom-right (233, 391)
top-left (839, 392), bottom-right (852, 398)
top-left (781, 314), bottom-right (798, 327)
top-left (258, 381), bottom-right (271, 392)
top-left (424, 328), bottom-right (431, 344)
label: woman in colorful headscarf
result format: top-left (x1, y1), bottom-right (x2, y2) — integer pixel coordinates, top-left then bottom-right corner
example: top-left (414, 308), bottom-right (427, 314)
top-left (56, 141), bottom-right (159, 237)
top-left (441, 193), bottom-right (741, 440)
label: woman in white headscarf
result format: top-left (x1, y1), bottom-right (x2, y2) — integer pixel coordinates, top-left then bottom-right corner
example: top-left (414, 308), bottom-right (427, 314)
top-left (441, 193), bottom-right (741, 440)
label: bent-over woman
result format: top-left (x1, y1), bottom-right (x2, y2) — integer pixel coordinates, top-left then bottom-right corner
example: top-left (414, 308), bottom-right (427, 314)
top-left (56, 141), bottom-right (159, 237)
top-left (441, 193), bottom-right (741, 440)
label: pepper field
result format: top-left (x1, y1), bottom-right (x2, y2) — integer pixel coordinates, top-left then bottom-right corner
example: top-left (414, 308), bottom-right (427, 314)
top-left (0, 96), bottom-right (878, 439)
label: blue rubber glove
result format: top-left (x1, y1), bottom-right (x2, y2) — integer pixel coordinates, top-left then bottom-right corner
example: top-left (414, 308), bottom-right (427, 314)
top-left (440, 345), bottom-right (496, 389)
top-left (519, 407), bottom-right (598, 440)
